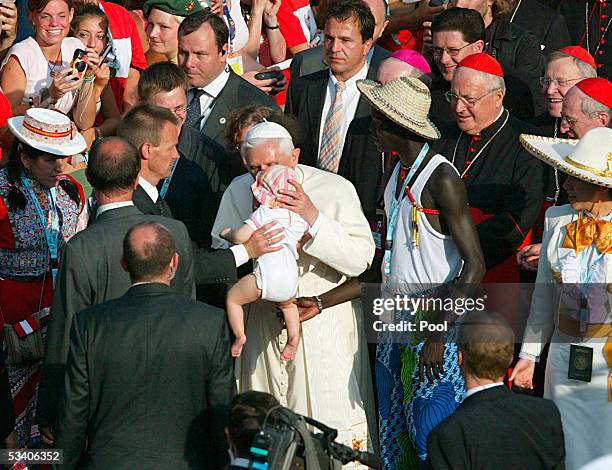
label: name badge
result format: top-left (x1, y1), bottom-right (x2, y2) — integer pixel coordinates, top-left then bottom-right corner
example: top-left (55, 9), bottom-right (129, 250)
top-left (568, 344), bottom-right (593, 382)
top-left (227, 52), bottom-right (243, 76)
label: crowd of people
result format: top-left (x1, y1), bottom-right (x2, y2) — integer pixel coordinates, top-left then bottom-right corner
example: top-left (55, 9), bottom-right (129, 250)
top-left (0, 0), bottom-right (611, 469)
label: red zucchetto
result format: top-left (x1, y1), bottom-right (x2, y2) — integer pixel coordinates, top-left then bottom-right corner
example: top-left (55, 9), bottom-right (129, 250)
top-left (457, 53), bottom-right (504, 77)
top-left (576, 77), bottom-right (612, 108)
top-left (558, 46), bottom-right (597, 70)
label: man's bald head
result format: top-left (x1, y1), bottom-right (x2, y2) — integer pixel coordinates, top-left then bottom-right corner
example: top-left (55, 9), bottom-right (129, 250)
top-left (362, 0), bottom-right (389, 41)
top-left (377, 57), bottom-right (432, 86)
top-left (86, 137), bottom-right (141, 195)
top-left (122, 221), bottom-right (177, 283)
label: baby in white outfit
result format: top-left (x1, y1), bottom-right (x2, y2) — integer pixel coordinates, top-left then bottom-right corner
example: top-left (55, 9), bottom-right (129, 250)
top-left (221, 162), bottom-right (308, 360)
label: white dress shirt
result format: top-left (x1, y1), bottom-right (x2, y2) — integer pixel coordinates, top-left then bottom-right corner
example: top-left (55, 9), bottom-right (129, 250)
top-left (189, 68), bottom-right (231, 130)
top-left (463, 382), bottom-right (504, 400)
top-left (317, 61), bottom-right (369, 160)
top-left (138, 176), bottom-right (159, 203)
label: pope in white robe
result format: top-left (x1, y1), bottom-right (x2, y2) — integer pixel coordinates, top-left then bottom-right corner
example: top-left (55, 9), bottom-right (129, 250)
top-left (211, 124), bottom-right (377, 457)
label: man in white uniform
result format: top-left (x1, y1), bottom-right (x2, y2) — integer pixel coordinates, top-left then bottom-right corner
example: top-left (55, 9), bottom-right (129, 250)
top-left (211, 122), bottom-right (376, 455)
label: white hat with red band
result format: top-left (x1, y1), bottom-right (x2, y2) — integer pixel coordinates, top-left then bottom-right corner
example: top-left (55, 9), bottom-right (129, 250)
top-left (8, 108), bottom-right (86, 156)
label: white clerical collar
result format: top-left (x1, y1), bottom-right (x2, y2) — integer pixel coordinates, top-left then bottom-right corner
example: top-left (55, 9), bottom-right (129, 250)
top-left (464, 382), bottom-right (504, 400)
top-left (329, 60), bottom-right (369, 87)
top-left (96, 200), bottom-right (134, 216)
top-left (201, 68), bottom-right (231, 99)
top-left (139, 176), bottom-right (159, 203)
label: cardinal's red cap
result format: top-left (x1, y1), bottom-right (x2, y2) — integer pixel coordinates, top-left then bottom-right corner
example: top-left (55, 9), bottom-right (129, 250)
top-left (457, 53), bottom-right (504, 77)
top-left (576, 77), bottom-right (612, 108)
top-left (558, 46), bottom-right (597, 70)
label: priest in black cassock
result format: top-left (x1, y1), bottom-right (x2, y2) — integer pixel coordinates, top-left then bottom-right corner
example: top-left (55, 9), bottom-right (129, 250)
top-left (432, 52), bottom-right (544, 283)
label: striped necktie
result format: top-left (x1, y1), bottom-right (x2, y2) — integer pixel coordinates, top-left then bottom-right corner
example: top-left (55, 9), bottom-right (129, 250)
top-left (318, 81), bottom-right (346, 173)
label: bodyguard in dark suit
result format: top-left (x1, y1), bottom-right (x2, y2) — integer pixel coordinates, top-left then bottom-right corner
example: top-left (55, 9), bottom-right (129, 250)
top-left (285, 0), bottom-right (385, 220)
top-left (117, 104), bottom-right (180, 219)
top-left (54, 221), bottom-right (235, 469)
top-left (426, 310), bottom-right (565, 470)
top-left (178, 11), bottom-right (279, 153)
top-left (37, 137), bottom-right (196, 435)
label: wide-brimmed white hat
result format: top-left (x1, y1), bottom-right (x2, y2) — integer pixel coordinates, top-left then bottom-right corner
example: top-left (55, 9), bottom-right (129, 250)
top-left (520, 127), bottom-right (612, 188)
top-left (8, 108), bottom-right (86, 156)
top-left (357, 76), bottom-right (440, 140)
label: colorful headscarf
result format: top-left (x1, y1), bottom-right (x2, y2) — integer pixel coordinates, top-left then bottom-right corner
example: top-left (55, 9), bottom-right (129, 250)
top-left (252, 164), bottom-right (296, 208)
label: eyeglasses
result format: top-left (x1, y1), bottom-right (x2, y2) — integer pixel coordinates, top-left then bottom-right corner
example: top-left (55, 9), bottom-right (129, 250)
top-left (444, 89), bottom-right (499, 107)
top-left (170, 104), bottom-right (188, 115)
top-left (539, 77), bottom-right (584, 88)
top-left (432, 42), bottom-right (473, 58)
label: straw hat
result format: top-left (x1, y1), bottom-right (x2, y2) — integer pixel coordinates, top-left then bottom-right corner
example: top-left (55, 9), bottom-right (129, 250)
top-left (8, 108), bottom-right (86, 156)
top-left (520, 127), bottom-right (612, 188)
top-left (356, 76), bottom-right (440, 140)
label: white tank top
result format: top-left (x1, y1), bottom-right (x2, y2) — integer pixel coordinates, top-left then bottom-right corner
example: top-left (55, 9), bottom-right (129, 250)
top-left (383, 153), bottom-right (464, 294)
top-left (1, 37), bottom-right (83, 114)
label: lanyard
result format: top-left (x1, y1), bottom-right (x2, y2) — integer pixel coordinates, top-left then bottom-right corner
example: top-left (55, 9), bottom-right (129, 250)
top-left (21, 173), bottom-right (60, 286)
top-left (383, 143), bottom-right (429, 276)
top-left (159, 159), bottom-right (179, 200)
top-left (223, 0), bottom-right (236, 50)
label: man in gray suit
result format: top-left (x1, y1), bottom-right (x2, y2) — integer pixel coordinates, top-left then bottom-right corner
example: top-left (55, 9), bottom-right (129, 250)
top-left (37, 137), bottom-right (265, 437)
top-left (54, 221), bottom-right (234, 469)
top-left (289, 0), bottom-right (390, 79)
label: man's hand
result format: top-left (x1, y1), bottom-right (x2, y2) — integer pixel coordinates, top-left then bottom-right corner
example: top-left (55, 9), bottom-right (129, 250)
top-left (241, 69), bottom-right (286, 95)
top-left (516, 243), bottom-right (541, 271)
top-left (40, 425), bottom-right (54, 445)
top-left (510, 358), bottom-right (535, 390)
top-left (4, 430), bottom-right (16, 449)
top-left (419, 340), bottom-right (445, 383)
top-left (209, 0), bottom-right (224, 16)
top-left (296, 297), bottom-right (321, 323)
top-left (278, 179), bottom-right (319, 226)
top-left (244, 221), bottom-right (284, 258)
top-left (0, 3), bottom-right (17, 53)
top-left (414, 0), bottom-right (447, 26)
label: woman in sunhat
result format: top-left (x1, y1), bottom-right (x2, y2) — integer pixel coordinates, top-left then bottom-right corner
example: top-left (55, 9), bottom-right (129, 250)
top-left (357, 76), bottom-right (485, 468)
top-left (0, 108), bottom-right (86, 448)
top-left (513, 127), bottom-right (612, 469)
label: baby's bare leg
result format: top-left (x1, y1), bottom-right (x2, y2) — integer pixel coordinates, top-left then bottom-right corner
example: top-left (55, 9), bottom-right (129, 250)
top-left (226, 274), bottom-right (262, 357)
top-left (277, 298), bottom-right (300, 361)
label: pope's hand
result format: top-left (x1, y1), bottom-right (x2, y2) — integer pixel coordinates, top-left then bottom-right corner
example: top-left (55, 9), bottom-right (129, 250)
top-left (277, 179), bottom-right (319, 226)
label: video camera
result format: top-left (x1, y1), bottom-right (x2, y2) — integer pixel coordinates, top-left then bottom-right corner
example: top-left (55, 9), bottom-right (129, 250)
top-left (248, 406), bottom-right (382, 470)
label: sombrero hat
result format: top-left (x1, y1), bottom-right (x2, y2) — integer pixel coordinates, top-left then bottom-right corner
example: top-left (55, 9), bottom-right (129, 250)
top-left (357, 76), bottom-right (440, 140)
top-left (8, 108), bottom-right (86, 156)
top-left (520, 127), bottom-right (612, 188)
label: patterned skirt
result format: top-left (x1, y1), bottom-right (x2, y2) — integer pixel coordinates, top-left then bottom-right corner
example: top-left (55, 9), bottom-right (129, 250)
top-left (8, 360), bottom-right (43, 449)
top-left (376, 313), bottom-right (464, 470)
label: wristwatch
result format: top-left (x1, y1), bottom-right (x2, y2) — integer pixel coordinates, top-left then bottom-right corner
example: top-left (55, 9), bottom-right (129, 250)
top-left (314, 295), bottom-right (324, 314)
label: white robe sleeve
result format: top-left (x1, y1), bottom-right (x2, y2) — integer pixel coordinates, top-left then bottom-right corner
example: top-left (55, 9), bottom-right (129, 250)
top-left (301, 178), bottom-right (375, 278)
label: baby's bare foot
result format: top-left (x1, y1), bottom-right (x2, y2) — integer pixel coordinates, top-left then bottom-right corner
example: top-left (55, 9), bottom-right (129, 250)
top-left (232, 335), bottom-right (247, 357)
top-left (281, 335), bottom-right (299, 361)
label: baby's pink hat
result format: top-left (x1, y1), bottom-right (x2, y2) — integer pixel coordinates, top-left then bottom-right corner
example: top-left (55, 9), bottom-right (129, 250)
top-left (390, 50), bottom-right (432, 76)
